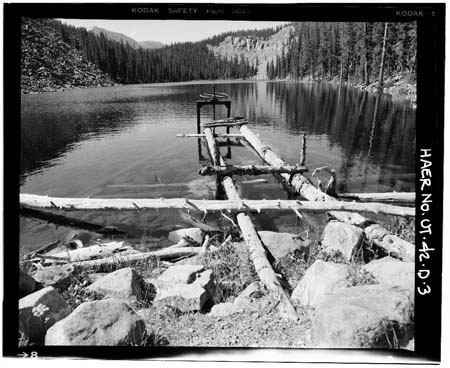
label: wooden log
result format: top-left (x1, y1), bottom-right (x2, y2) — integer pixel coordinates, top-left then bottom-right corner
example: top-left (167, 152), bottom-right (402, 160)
top-left (338, 192), bottom-right (415, 203)
top-left (300, 133), bottom-right (306, 166)
top-left (20, 205), bottom-right (126, 235)
top-left (203, 127), bottom-right (298, 321)
top-left (239, 125), bottom-right (415, 261)
top-left (71, 247), bottom-right (202, 268)
top-left (23, 240), bottom-right (61, 260)
top-left (176, 133), bottom-right (244, 138)
top-left (199, 165), bottom-right (307, 176)
top-left (241, 179), bottom-right (269, 185)
top-left (44, 241), bottom-right (128, 264)
top-left (204, 128), bottom-right (220, 166)
top-left (107, 183), bottom-right (188, 189)
top-left (202, 121), bottom-right (248, 128)
top-left (20, 195), bottom-right (415, 216)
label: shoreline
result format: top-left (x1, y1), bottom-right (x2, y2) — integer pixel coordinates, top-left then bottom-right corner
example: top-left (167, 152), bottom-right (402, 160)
top-left (21, 76), bottom-right (416, 103)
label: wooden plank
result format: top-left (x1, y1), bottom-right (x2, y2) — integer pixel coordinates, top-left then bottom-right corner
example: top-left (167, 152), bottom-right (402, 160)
top-left (239, 125), bottom-right (415, 262)
top-left (203, 127), bottom-right (298, 321)
top-left (199, 164), bottom-right (307, 176)
top-left (20, 194), bottom-right (415, 216)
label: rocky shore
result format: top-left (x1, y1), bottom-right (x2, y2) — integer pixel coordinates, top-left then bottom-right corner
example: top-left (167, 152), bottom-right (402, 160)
top-left (19, 216), bottom-right (415, 349)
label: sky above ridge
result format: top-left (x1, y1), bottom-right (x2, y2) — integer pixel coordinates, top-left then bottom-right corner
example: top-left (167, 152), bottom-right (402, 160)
top-left (59, 19), bottom-right (289, 45)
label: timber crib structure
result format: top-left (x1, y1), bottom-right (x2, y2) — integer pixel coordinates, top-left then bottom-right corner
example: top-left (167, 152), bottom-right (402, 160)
top-left (20, 87), bottom-right (416, 321)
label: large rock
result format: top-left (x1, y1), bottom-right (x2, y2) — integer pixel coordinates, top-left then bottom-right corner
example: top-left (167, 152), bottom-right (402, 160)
top-left (20, 269), bottom-right (36, 298)
top-left (157, 264), bottom-right (204, 285)
top-left (291, 260), bottom-right (349, 308)
top-left (19, 286), bottom-right (71, 344)
top-left (87, 268), bottom-right (146, 301)
top-left (32, 264), bottom-right (77, 291)
top-left (312, 285), bottom-right (414, 348)
top-left (258, 231), bottom-right (311, 260)
top-left (321, 221), bottom-right (363, 261)
top-left (209, 282), bottom-right (269, 317)
top-left (151, 265), bottom-right (215, 312)
top-left (363, 257), bottom-right (414, 292)
top-left (153, 283), bottom-right (209, 312)
top-left (168, 228), bottom-right (202, 244)
top-left (45, 299), bottom-right (146, 346)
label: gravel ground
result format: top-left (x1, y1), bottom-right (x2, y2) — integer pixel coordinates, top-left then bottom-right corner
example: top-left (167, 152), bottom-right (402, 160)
top-left (137, 303), bottom-right (313, 348)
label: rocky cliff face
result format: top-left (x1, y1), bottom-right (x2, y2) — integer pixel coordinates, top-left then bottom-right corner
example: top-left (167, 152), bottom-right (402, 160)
top-left (21, 18), bottom-right (115, 94)
top-left (208, 25), bottom-right (295, 80)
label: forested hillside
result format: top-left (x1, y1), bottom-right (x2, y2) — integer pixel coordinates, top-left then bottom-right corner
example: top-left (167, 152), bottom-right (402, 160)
top-left (21, 18), bottom-right (416, 94)
top-left (267, 22), bottom-right (416, 84)
top-left (55, 19), bottom-right (256, 83)
top-left (21, 18), bottom-right (114, 93)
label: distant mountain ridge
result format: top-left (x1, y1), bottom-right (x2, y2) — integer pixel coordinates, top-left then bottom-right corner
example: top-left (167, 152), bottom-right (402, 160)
top-left (90, 26), bottom-right (164, 50)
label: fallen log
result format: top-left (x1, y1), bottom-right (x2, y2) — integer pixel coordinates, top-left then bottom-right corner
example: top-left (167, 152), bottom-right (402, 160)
top-left (239, 125), bottom-right (415, 261)
top-left (204, 127), bottom-right (298, 321)
top-left (199, 164), bottom-right (307, 176)
top-left (338, 192), bottom-right (415, 203)
top-left (43, 241), bottom-right (128, 264)
top-left (20, 206), bottom-right (126, 235)
top-left (71, 247), bottom-right (202, 268)
top-left (20, 194), bottom-right (415, 216)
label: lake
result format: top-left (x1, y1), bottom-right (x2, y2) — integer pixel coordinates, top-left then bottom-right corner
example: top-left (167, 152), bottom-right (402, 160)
top-left (20, 81), bottom-right (416, 253)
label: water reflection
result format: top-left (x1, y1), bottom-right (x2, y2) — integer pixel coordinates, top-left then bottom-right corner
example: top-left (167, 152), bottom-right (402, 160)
top-left (21, 81), bottom-right (415, 197)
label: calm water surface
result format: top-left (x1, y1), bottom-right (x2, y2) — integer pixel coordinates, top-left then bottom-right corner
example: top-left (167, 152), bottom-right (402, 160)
top-left (20, 81), bottom-right (415, 252)
top-left (21, 81), bottom-right (415, 197)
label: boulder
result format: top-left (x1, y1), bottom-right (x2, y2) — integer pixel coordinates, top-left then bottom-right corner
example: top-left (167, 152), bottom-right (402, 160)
top-left (321, 221), bottom-right (363, 261)
top-left (312, 285), bottom-right (414, 348)
top-left (157, 264), bottom-right (204, 285)
top-left (363, 257), bottom-right (414, 292)
top-left (151, 265), bottom-right (215, 312)
top-left (209, 302), bottom-right (239, 317)
top-left (208, 282), bottom-right (269, 317)
top-left (87, 268), bottom-right (145, 301)
top-left (45, 299), bottom-right (146, 346)
top-left (32, 264), bottom-right (76, 291)
top-left (168, 228), bottom-right (202, 244)
top-left (291, 260), bottom-right (349, 308)
top-left (19, 286), bottom-right (71, 344)
top-left (258, 231), bottom-right (311, 260)
top-left (20, 269), bottom-right (36, 298)
top-left (153, 283), bottom-right (208, 312)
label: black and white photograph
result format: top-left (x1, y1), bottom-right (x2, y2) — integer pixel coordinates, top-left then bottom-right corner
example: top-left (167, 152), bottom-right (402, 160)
top-left (3, 2), bottom-right (445, 364)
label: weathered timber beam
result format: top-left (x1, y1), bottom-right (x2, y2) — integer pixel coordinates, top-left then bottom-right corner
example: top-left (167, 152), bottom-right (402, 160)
top-left (176, 133), bottom-right (244, 138)
top-left (71, 247), bottom-right (202, 269)
top-left (239, 125), bottom-right (415, 261)
top-left (199, 165), bottom-right (307, 176)
top-left (204, 128), bottom-right (220, 166)
top-left (20, 194), bottom-right (415, 216)
top-left (20, 205), bottom-right (126, 235)
top-left (203, 127), bottom-right (298, 321)
top-left (338, 192), bottom-right (415, 203)
top-left (202, 121), bottom-right (248, 128)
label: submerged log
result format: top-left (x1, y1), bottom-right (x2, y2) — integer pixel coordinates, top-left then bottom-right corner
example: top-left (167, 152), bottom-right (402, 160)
top-left (239, 125), bottom-right (415, 261)
top-left (20, 194), bottom-right (415, 216)
top-left (199, 164), bottom-right (307, 176)
top-left (176, 133), bottom-right (244, 138)
top-left (203, 127), bottom-right (298, 321)
top-left (71, 247), bottom-right (202, 268)
top-left (338, 192), bottom-right (415, 203)
top-left (202, 121), bottom-right (248, 128)
top-left (20, 206), bottom-right (126, 235)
